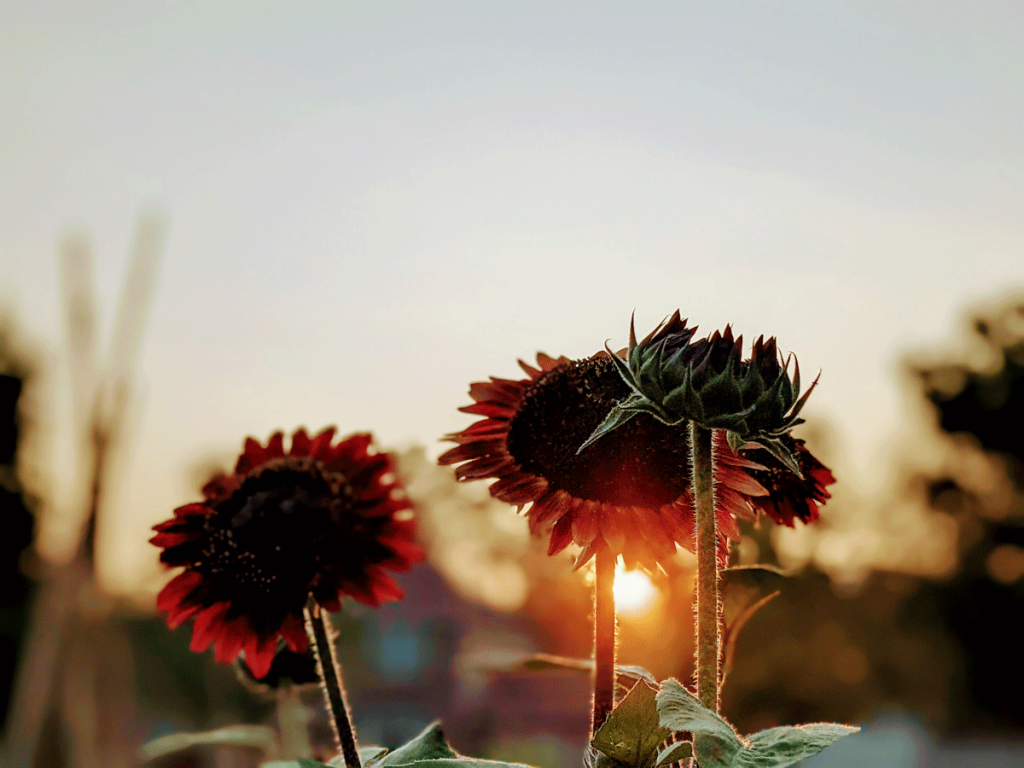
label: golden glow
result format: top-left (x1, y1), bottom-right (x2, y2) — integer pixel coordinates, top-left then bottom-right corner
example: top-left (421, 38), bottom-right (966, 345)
top-left (613, 562), bottom-right (658, 616)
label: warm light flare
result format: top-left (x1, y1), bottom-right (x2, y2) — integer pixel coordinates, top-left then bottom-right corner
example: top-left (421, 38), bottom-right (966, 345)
top-left (613, 562), bottom-right (658, 616)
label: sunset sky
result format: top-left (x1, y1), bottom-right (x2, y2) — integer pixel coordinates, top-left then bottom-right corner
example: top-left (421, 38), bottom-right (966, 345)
top-left (3, 1), bottom-right (1023, 593)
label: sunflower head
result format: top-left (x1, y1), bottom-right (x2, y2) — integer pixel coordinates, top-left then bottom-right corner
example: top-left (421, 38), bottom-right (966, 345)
top-left (582, 312), bottom-right (818, 476)
top-left (150, 427), bottom-right (425, 678)
top-left (439, 352), bottom-right (770, 570)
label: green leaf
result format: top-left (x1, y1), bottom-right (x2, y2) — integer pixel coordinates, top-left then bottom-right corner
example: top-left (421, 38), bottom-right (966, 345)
top-left (360, 746), bottom-right (389, 763)
top-left (592, 681), bottom-right (670, 768)
top-left (720, 566), bottom-right (786, 630)
top-left (262, 761), bottom-right (329, 768)
top-left (364, 723), bottom-right (536, 767)
top-left (379, 761), bottom-right (534, 767)
top-left (654, 741), bottom-right (692, 767)
top-left (483, 653), bottom-right (656, 696)
top-left (330, 746), bottom-right (388, 766)
top-left (730, 723), bottom-right (859, 768)
top-left (141, 725), bottom-right (279, 763)
top-left (655, 679), bottom-right (742, 768)
top-left (374, 722), bottom-right (457, 764)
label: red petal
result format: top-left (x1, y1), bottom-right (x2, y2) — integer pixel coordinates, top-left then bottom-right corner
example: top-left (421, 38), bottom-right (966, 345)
top-left (437, 441), bottom-right (505, 464)
top-left (265, 431), bottom-right (286, 460)
top-left (190, 603), bottom-right (228, 653)
top-left (382, 539), bottom-right (427, 567)
top-left (490, 473), bottom-right (547, 505)
top-left (536, 353), bottom-right (567, 371)
top-left (468, 378), bottom-right (525, 406)
top-left (243, 635), bottom-right (278, 679)
top-left (370, 572), bottom-right (405, 603)
top-left (455, 456), bottom-right (515, 481)
top-left (310, 427), bottom-right (340, 458)
top-left (458, 401), bottom-right (517, 419)
top-left (517, 358), bottom-right (542, 378)
top-left (290, 428), bottom-right (312, 456)
top-left (281, 614), bottom-right (308, 653)
top-left (236, 437), bottom-right (267, 474)
top-left (570, 504), bottom-right (597, 547)
top-left (548, 515), bottom-right (574, 556)
top-left (173, 502), bottom-right (208, 519)
top-left (156, 571), bottom-right (202, 612)
top-left (213, 619), bottom-right (249, 664)
top-left (149, 531), bottom-right (191, 548)
top-left (167, 600), bottom-right (202, 629)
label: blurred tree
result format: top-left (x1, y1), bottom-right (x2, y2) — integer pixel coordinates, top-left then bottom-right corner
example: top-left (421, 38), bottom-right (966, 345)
top-left (908, 295), bottom-right (1024, 732)
top-left (720, 293), bottom-right (1024, 739)
top-left (0, 326), bottom-right (37, 728)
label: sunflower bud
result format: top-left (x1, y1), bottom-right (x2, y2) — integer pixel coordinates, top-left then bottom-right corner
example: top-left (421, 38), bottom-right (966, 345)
top-left (580, 312), bottom-right (818, 477)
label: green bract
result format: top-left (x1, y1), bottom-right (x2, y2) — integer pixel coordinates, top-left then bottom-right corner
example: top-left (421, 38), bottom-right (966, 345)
top-left (578, 312), bottom-right (818, 476)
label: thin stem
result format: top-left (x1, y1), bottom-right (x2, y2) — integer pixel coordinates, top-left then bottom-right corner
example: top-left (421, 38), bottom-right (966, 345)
top-left (276, 681), bottom-right (313, 760)
top-left (592, 546), bottom-right (617, 736)
top-left (304, 598), bottom-right (360, 768)
top-left (690, 423), bottom-right (720, 712)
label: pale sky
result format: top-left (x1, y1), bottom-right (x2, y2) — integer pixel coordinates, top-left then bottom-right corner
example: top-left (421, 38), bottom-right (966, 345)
top-left (2, 1), bottom-right (1023, 594)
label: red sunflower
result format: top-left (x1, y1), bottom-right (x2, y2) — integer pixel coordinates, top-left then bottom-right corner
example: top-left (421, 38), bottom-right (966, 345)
top-left (439, 353), bottom-right (771, 569)
top-left (151, 427), bottom-right (425, 678)
top-left (743, 435), bottom-right (834, 526)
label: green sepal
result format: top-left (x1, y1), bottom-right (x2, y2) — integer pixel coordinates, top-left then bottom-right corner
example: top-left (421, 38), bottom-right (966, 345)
top-left (725, 430), bottom-right (747, 454)
top-left (591, 680), bottom-right (670, 768)
top-left (699, 360), bottom-right (745, 419)
top-left (750, 437), bottom-right (803, 478)
top-left (578, 403), bottom-right (642, 454)
top-left (605, 343), bottom-right (646, 400)
top-left (637, 340), bottom-right (667, 403)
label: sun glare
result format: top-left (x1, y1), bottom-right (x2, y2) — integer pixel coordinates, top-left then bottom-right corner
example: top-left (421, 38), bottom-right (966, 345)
top-left (613, 562), bottom-right (658, 616)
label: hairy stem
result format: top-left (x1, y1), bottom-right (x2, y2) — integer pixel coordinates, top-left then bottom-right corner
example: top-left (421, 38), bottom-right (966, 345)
top-left (304, 598), bottom-right (360, 767)
top-left (592, 546), bottom-right (617, 735)
top-left (691, 423), bottom-right (720, 712)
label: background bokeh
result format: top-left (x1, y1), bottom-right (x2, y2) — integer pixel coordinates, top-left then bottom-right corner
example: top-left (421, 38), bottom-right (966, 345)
top-left (3, 2), bottom-right (1024, 766)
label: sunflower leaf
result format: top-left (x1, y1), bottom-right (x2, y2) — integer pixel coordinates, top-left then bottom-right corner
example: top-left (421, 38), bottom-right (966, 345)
top-left (372, 722), bottom-right (456, 763)
top-left (730, 723), bottom-right (860, 768)
top-left (655, 679), bottom-right (743, 768)
top-left (371, 761), bottom-right (536, 767)
top-left (592, 680), bottom-right (670, 768)
top-left (353, 746), bottom-right (390, 765)
top-left (141, 725), bottom-right (279, 763)
top-left (654, 741), bottom-right (692, 767)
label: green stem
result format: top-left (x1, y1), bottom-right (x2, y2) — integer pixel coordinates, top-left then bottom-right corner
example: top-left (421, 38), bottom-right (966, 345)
top-left (592, 546), bottom-right (617, 735)
top-left (690, 423), bottom-right (720, 712)
top-left (304, 598), bottom-right (361, 767)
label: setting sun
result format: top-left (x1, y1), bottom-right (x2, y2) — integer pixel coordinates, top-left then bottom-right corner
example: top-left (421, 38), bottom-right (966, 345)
top-left (613, 562), bottom-right (658, 616)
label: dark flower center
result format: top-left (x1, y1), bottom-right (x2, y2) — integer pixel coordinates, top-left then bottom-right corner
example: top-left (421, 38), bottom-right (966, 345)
top-left (506, 356), bottom-right (692, 508)
top-left (194, 458), bottom-right (364, 627)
